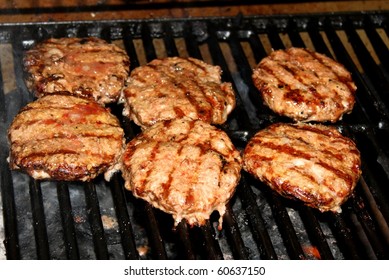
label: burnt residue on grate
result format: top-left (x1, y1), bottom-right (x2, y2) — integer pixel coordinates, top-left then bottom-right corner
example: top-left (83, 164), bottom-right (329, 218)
top-left (1, 12), bottom-right (389, 260)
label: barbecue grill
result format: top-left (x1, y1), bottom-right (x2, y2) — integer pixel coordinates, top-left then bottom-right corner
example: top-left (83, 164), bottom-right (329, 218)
top-left (1, 9), bottom-right (389, 260)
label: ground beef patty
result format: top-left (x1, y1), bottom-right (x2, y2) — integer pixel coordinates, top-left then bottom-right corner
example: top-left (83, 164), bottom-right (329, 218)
top-left (8, 94), bottom-right (125, 181)
top-left (120, 118), bottom-right (242, 227)
top-left (120, 56), bottom-right (236, 129)
top-left (252, 47), bottom-right (357, 122)
top-left (23, 37), bottom-right (130, 105)
top-left (243, 122), bottom-right (361, 212)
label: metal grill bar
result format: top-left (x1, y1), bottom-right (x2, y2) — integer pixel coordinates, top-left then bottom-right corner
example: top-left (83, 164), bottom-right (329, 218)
top-left (364, 18), bottom-right (389, 73)
top-left (56, 182), bottom-right (80, 259)
top-left (143, 203), bottom-right (167, 259)
top-left (29, 180), bottom-right (50, 259)
top-left (223, 204), bottom-right (249, 259)
top-left (0, 66), bottom-right (5, 123)
top-left (84, 183), bottom-right (109, 259)
top-left (329, 213), bottom-right (360, 259)
top-left (0, 153), bottom-right (20, 259)
top-left (176, 221), bottom-right (196, 259)
top-left (267, 192), bottom-right (306, 259)
top-left (351, 188), bottom-right (389, 259)
top-left (109, 175), bottom-right (139, 260)
top-left (299, 208), bottom-right (334, 260)
top-left (200, 220), bottom-right (224, 259)
top-left (238, 176), bottom-right (278, 260)
top-left (345, 21), bottom-right (389, 111)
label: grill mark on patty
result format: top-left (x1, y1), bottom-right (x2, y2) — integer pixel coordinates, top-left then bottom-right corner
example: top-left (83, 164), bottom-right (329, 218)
top-left (162, 145), bottom-right (184, 199)
top-left (12, 118), bottom-right (120, 132)
top-left (276, 178), bottom-right (335, 205)
top-left (19, 102), bottom-right (109, 115)
top-left (260, 61), bottom-right (325, 105)
top-left (309, 50), bottom-right (355, 93)
top-left (183, 57), bottom-right (209, 73)
top-left (300, 51), bottom-right (349, 106)
top-left (260, 49), bottom-right (349, 106)
top-left (178, 82), bottom-right (212, 121)
top-left (12, 133), bottom-right (122, 146)
top-left (277, 124), bottom-right (358, 160)
top-left (180, 58), bottom-right (226, 116)
top-left (14, 102), bottom-right (119, 130)
top-left (258, 141), bottom-right (353, 186)
top-left (290, 49), bottom-right (350, 92)
top-left (146, 59), bottom-right (215, 122)
top-left (137, 141), bottom-right (160, 196)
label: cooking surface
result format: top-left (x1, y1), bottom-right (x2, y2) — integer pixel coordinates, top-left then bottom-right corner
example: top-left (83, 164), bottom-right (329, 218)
top-left (1, 2), bottom-right (389, 260)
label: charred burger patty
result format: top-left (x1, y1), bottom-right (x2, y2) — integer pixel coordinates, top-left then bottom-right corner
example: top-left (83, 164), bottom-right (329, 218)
top-left (120, 118), bottom-right (242, 226)
top-left (243, 122), bottom-right (361, 212)
top-left (8, 94), bottom-right (124, 181)
top-left (23, 37), bottom-right (130, 105)
top-left (120, 56), bottom-right (236, 129)
top-left (252, 47), bottom-right (357, 122)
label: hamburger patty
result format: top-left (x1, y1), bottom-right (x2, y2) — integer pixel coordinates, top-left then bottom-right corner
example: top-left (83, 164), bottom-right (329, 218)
top-left (120, 56), bottom-right (236, 129)
top-left (252, 47), bottom-right (357, 122)
top-left (243, 122), bottom-right (361, 212)
top-left (120, 118), bottom-right (243, 227)
top-left (8, 94), bottom-right (125, 181)
top-left (23, 37), bottom-right (130, 105)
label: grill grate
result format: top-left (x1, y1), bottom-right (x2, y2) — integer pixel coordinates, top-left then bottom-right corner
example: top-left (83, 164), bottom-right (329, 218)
top-left (1, 11), bottom-right (389, 260)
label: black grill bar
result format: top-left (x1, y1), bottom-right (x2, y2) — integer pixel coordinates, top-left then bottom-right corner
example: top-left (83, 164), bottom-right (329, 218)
top-left (84, 183), bottom-right (109, 259)
top-left (200, 220), bottom-right (224, 260)
top-left (327, 21), bottom-right (388, 125)
top-left (0, 67), bottom-right (5, 123)
top-left (299, 208), bottom-right (334, 260)
top-left (162, 22), bottom-right (180, 57)
top-left (223, 203), bottom-right (249, 259)
top-left (358, 176), bottom-right (389, 244)
top-left (143, 203), bottom-right (167, 259)
top-left (344, 20), bottom-right (389, 112)
top-left (109, 174), bottom-right (139, 260)
top-left (238, 176), bottom-right (278, 260)
top-left (350, 189), bottom-right (389, 259)
top-left (329, 213), bottom-right (360, 259)
top-left (1, 12), bottom-right (389, 260)
top-left (141, 23), bottom-right (158, 62)
top-left (56, 182), bottom-right (80, 260)
top-left (0, 153), bottom-right (20, 259)
top-left (176, 221), bottom-right (196, 260)
top-left (28, 180), bottom-right (50, 259)
top-left (365, 18), bottom-right (389, 73)
top-left (267, 192), bottom-right (306, 260)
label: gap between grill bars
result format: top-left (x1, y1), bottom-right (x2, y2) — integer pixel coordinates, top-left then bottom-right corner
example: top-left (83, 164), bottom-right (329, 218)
top-left (1, 11), bottom-right (389, 259)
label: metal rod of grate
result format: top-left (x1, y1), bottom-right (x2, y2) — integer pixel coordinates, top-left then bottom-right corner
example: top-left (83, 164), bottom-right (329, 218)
top-left (1, 12), bottom-right (389, 260)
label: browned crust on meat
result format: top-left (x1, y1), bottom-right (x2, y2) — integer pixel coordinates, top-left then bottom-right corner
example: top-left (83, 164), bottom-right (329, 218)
top-left (23, 37), bottom-right (130, 105)
top-left (120, 118), bottom-right (242, 226)
top-left (252, 47), bottom-right (357, 122)
top-left (243, 122), bottom-right (362, 212)
top-left (8, 93), bottom-right (125, 181)
top-left (120, 56), bottom-right (236, 129)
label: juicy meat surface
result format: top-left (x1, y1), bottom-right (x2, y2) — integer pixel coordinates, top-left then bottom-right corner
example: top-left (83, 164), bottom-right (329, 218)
top-left (243, 122), bottom-right (361, 212)
top-left (121, 118), bottom-right (243, 227)
top-left (23, 37), bottom-right (130, 105)
top-left (8, 94), bottom-right (125, 181)
top-left (120, 56), bottom-right (236, 129)
top-left (252, 47), bottom-right (357, 122)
